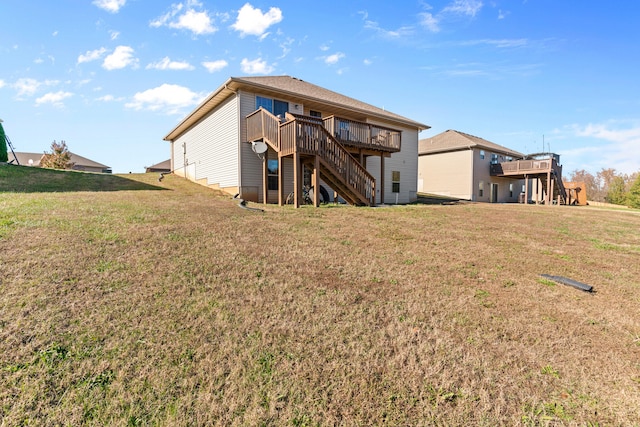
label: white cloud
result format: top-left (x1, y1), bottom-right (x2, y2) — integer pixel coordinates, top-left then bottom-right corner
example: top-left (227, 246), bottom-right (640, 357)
top-left (35, 91), bottom-right (73, 107)
top-left (97, 94), bottom-right (124, 102)
top-left (0, 80), bottom-right (5, 89)
top-left (78, 47), bottom-right (108, 64)
top-left (442, 0), bottom-right (483, 17)
top-left (151, 1), bottom-right (217, 35)
top-left (363, 59), bottom-right (373, 66)
top-left (93, 0), bottom-right (126, 13)
top-left (363, 19), bottom-right (414, 38)
top-left (146, 57), bottom-right (195, 71)
top-left (103, 46), bottom-right (138, 70)
top-left (232, 3), bottom-right (283, 37)
top-left (459, 38), bottom-right (528, 48)
top-left (240, 58), bottom-right (274, 74)
top-left (109, 30), bottom-right (120, 40)
top-left (52, 31), bottom-right (58, 37)
top-left (202, 60), bottom-right (228, 73)
top-left (419, 13), bottom-right (440, 32)
top-left (559, 121), bottom-right (640, 174)
top-left (13, 78), bottom-right (58, 97)
top-left (319, 44), bottom-right (330, 52)
top-left (324, 52), bottom-right (345, 65)
top-left (125, 84), bottom-right (206, 115)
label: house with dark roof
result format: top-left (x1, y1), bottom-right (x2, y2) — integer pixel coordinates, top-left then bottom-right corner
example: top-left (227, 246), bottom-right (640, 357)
top-left (8, 151), bottom-right (111, 173)
top-left (418, 130), bottom-right (526, 203)
top-left (145, 159), bottom-right (171, 173)
top-left (418, 130), bottom-right (570, 204)
top-left (163, 76), bottom-right (429, 206)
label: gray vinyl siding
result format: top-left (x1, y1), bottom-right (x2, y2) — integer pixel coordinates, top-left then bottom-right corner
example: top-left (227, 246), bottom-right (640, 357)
top-left (172, 94), bottom-right (239, 188)
top-left (239, 90), bottom-right (298, 202)
top-left (365, 124), bottom-right (420, 204)
top-left (239, 90), bottom-right (263, 200)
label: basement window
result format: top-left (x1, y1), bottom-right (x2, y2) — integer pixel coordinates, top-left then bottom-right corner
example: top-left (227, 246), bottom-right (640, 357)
top-left (479, 181), bottom-right (484, 198)
top-left (267, 159), bottom-right (278, 190)
top-left (509, 183), bottom-right (514, 198)
top-left (392, 171), bottom-right (400, 193)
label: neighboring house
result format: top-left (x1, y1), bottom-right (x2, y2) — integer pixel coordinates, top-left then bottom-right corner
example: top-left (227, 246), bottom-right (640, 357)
top-left (418, 130), bottom-right (568, 204)
top-left (418, 130), bottom-right (525, 203)
top-left (8, 151), bottom-right (112, 173)
top-left (163, 76), bottom-right (429, 206)
top-left (145, 159), bottom-right (171, 173)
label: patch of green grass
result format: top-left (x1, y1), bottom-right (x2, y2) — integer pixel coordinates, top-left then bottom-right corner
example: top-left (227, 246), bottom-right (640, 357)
top-left (0, 164), bottom-right (165, 192)
top-left (2, 170), bottom-right (640, 425)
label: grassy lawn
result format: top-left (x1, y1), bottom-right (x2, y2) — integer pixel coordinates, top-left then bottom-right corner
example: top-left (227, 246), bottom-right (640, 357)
top-left (1, 164), bottom-right (640, 425)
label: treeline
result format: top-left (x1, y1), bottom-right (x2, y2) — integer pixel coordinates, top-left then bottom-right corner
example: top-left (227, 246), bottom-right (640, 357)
top-left (568, 168), bottom-right (640, 208)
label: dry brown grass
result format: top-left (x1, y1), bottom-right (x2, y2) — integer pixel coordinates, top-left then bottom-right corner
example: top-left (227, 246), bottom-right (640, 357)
top-left (1, 172), bottom-right (640, 426)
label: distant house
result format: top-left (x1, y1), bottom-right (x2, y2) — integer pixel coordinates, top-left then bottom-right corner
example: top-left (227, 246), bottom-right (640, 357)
top-left (163, 75), bottom-right (429, 206)
top-left (418, 130), bottom-right (568, 204)
top-left (8, 151), bottom-right (112, 173)
top-left (145, 159), bottom-right (171, 173)
top-left (418, 130), bottom-right (525, 203)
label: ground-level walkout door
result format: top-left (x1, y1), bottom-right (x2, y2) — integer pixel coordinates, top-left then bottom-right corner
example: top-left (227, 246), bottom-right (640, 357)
top-left (491, 183), bottom-right (498, 203)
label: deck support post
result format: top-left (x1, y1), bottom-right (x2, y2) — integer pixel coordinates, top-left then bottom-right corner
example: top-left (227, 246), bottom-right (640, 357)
top-left (313, 155), bottom-right (320, 207)
top-left (278, 154), bottom-right (284, 206)
top-left (524, 174), bottom-right (529, 204)
top-left (379, 155), bottom-right (385, 205)
top-left (546, 170), bottom-right (552, 205)
top-left (293, 150), bottom-right (301, 208)
top-left (262, 154), bottom-right (269, 205)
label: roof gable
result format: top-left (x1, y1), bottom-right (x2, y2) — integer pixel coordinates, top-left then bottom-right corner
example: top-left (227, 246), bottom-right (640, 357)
top-left (418, 130), bottom-right (524, 158)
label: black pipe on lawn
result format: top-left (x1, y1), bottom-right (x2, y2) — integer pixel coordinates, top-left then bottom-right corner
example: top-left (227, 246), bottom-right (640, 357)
top-left (540, 274), bottom-right (594, 293)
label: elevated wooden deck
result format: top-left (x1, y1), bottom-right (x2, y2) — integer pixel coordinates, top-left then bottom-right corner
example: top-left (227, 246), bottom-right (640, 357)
top-left (247, 109), bottom-right (392, 207)
top-left (491, 156), bottom-right (567, 205)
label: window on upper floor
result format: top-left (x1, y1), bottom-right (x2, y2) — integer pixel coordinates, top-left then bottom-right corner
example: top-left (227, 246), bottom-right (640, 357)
top-left (491, 153), bottom-right (499, 164)
top-left (310, 110), bottom-right (322, 118)
top-left (256, 96), bottom-right (289, 119)
top-left (480, 150), bottom-right (485, 160)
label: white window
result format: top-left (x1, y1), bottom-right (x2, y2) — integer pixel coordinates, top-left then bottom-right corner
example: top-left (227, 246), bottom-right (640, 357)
top-left (392, 171), bottom-right (400, 193)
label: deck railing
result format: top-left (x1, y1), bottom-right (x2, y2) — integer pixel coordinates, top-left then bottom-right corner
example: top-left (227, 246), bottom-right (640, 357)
top-left (491, 158), bottom-right (553, 175)
top-left (246, 108), bottom-right (281, 151)
top-left (281, 115), bottom-right (375, 204)
top-left (322, 116), bottom-right (401, 153)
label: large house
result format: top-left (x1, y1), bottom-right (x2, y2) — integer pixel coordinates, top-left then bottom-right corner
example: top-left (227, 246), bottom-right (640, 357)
top-left (163, 76), bottom-right (429, 207)
top-left (8, 151), bottom-right (112, 173)
top-left (418, 130), bottom-right (568, 204)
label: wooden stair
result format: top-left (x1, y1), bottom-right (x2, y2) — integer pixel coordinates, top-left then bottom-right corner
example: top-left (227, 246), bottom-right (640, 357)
top-left (247, 109), bottom-right (375, 206)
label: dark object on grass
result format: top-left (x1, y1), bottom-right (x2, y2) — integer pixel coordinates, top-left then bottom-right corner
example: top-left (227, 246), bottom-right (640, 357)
top-left (540, 274), bottom-right (594, 293)
top-left (158, 172), bottom-right (166, 182)
top-left (233, 193), bottom-right (264, 213)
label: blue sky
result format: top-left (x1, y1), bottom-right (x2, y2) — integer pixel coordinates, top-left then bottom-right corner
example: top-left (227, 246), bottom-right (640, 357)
top-left (1, 0), bottom-right (639, 174)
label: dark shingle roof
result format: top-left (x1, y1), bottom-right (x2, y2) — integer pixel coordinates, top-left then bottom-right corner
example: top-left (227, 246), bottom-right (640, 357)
top-left (8, 152), bottom-right (110, 169)
top-left (164, 75), bottom-right (429, 140)
top-left (418, 130), bottom-right (524, 158)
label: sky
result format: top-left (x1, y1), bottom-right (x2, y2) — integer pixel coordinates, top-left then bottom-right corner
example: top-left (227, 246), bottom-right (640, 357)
top-left (1, 0), bottom-right (639, 175)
